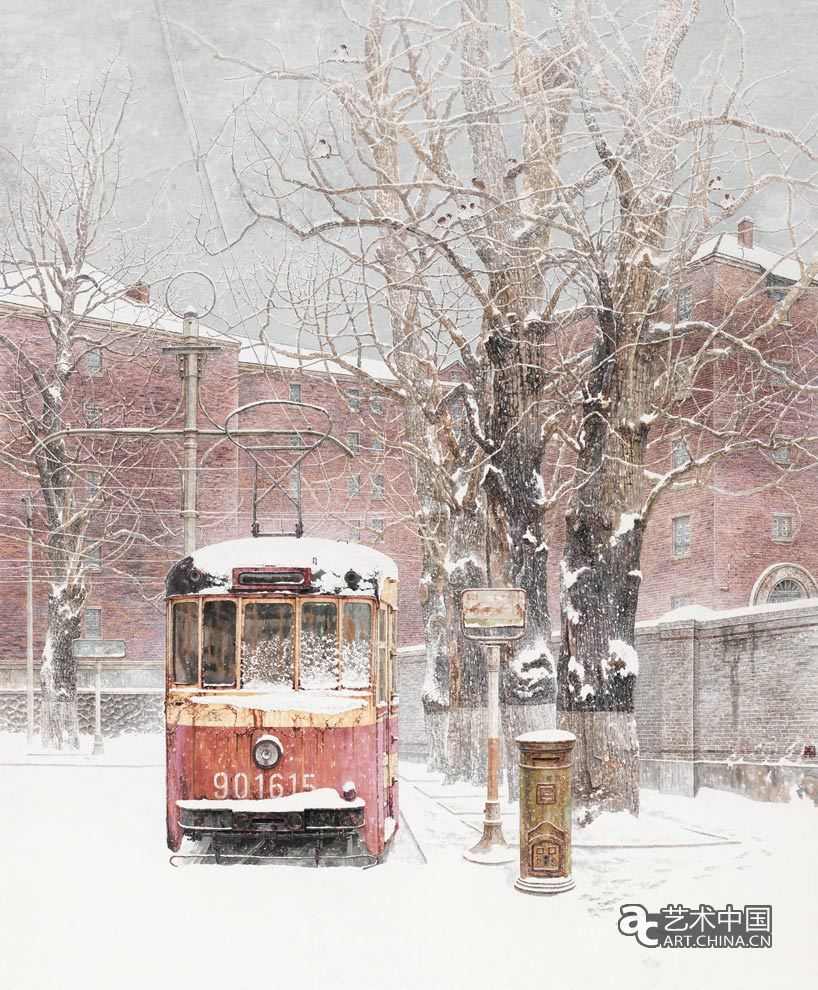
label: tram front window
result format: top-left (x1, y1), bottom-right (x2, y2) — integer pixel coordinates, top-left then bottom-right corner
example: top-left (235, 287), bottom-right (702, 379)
top-left (172, 601), bottom-right (199, 685)
top-left (341, 601), bottom-right (372, 688)
top-left (202, 600), bottom-right (237, 686)
top-left (242, 601), bottom-right (294, 688)
top-left (300, 601), bottom-right (338, 689)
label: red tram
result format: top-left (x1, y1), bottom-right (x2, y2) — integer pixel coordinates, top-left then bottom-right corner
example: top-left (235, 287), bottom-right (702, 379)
top-left (165, 536), bottom-right (399, 864)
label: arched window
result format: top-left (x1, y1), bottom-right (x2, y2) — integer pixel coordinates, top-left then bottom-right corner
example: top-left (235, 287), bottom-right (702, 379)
top-left (750, 564), bottom-right (818, 606)
top-left (768, 579), bottom-right (805, 603)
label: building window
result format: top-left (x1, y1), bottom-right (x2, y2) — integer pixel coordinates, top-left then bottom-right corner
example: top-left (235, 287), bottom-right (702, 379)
top-left (766, 272), bottom-right (793, 303)
top-left (676, 286), bottom-right (692, 322)
top-left (289, 469), bottom-right (301, 501)
top-left (768, 578), bottom-right (805, 603)
top-left (371, 395), bottom-right (383, 414)
top-left (672, 364), bottom-right (692, 401)
top-left (87, 545), bottom-right (101, 571)
top-left (772, 437), bottom-right (790, 463)
top-left (373, 474), bottom-right (385, 498)
top-left (671, 594), bottom-right (693, 610)
top-left (770, 361), bottom-right (789, 385)
top-left (348, 388), bottom-right (360, 412)
top-left (87, 471), bottom-right (101, 500)
top-left (85, 607), bottom-right (102, 639)
top-left (289, 383), bottom-right (301, 403)
top-left (671, 439), bottom-right (691, 470)
top-left (372, 518), bottom-right (384, 536)
top-left (672, 515), bottom-right (691, 558)
top-left (772, 514), bottom-right (793, 541)
top-left (348, 432), bottom-right (359, 454)
top-left (85, 406), bottom-right (102, 427)
top-left (86, 346), bottom-right (102, 375)
top-left (290, 435), bottom-right (302, 449)
top-left (371, 437), bottom-right (384, 454)
top-left (349, 475), bottom-right (360, 497)
top-left (348, 519), bottom-right (362, 543)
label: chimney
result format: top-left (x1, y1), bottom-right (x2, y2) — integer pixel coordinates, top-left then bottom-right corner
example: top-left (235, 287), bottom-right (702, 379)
top-left (125, 282), bottom-right (150, 304)
top-left (737, 217), bottom-right (754, 249)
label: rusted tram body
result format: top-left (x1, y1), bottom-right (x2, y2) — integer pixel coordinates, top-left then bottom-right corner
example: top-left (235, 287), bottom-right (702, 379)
top-left (165, 537), bottom-right (399, 864)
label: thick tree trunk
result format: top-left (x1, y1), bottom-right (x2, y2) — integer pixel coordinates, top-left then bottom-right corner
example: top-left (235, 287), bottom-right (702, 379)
top-left (483, 319), bottom-right (557, 799)
top-left (40, 584), bottom-right (84, 750)
top-left (557, 298), bottom-right (655, 820)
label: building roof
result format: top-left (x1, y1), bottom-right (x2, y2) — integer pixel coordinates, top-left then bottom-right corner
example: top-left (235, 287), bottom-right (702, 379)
top-left (692, 233), bottom-right (814, 284)
top-left (0, 265), bottom-right (236, 343)
top-left (239, 340), bottom-right (397, 382)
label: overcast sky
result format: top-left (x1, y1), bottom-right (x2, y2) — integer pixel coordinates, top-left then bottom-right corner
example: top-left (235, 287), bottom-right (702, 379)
top-left (2, 1), bottom-right (816, 337)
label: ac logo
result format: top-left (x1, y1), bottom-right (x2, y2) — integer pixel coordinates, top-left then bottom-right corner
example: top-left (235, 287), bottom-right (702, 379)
top-left (618, 904), bottom-right (661, 947)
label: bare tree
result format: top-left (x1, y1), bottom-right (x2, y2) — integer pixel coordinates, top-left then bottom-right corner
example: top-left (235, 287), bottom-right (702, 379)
top-left (0, 68), bottom-right (175, 749)
top-left (550, 0), bottom-right (818, 817)
top-left (203, 0), bottom-right (586, 788)
top-left (192, 0), bottom-right (818, 813)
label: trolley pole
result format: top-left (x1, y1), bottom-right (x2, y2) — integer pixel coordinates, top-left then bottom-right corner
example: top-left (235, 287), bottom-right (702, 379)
top-left (23, 495), bottom-right (34, 748)
top-left (181, 310), bottom-right (199, 556)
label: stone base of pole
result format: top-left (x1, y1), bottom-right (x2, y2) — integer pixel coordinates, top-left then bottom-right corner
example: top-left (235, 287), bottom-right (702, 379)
top-left (463, 799), bottom-right (516, 864)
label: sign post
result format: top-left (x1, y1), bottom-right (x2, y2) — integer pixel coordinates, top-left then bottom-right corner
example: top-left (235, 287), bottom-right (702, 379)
top-left (72, 640), bottom-right (126, 757)
top-left (460, 588), bottom-right (526, 864)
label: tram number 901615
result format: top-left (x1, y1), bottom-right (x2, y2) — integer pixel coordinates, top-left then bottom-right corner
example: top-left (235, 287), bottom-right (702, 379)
top-left (213, 771), bottom-right (317, 800)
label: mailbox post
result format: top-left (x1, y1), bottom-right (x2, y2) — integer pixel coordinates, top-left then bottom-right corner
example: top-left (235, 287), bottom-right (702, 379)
top-left (514, 730), bottom-right (576, 894)
top-left (461, 587), bottom-right (526, 865)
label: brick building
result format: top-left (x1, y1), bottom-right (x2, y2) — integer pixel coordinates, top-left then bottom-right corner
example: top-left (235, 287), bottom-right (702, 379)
top-left (547, 219), bottom-right (818, 622)
top-left (1, 222), bottom-right (817, 772)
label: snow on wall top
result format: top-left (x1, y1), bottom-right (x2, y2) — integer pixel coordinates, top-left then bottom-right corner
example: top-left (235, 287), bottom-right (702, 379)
top-left (175, 536), bottom-right (398, 597)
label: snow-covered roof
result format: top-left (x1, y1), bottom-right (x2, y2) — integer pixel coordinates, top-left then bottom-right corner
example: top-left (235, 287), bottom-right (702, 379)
top-left (692, 233), bottom-right (815, 284)
top-left (0, 265), bottom-right (236, 343)
top-left (184, 535), bottom-right (398, 596)
top-left (240, 340), bottom-right (397, 382)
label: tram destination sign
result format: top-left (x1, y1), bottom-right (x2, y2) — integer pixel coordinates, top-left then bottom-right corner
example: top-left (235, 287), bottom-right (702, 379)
top-left (461, 588), bottom-right (526, 632)
top-left (72, 639), bottom-right (127, 659)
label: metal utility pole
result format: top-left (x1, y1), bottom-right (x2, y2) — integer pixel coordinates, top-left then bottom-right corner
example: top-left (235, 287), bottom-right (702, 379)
top-left (182, 310), bottom-right (199, 556)
top-left (22, 495), bottom-right (34, 747)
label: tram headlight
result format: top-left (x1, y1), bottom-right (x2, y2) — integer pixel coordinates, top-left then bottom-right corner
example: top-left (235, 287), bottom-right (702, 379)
top-left (252, 735), bottom-right (283, 770)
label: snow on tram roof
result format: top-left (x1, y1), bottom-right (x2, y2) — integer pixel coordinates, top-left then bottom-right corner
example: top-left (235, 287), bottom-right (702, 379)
top-left (187, 536), bottom-right (398, 596)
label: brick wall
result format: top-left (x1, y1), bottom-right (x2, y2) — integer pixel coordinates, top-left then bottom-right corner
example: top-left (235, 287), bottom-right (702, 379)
top-left (636, 600), bottom-right (818, 800)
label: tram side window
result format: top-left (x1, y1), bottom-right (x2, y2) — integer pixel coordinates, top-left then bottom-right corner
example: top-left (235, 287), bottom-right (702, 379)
top-left (300, 601), bottom-right (339, 689)
top-left (172, 601), bottom-right (199, 686)
top-left (202, 600), bottom-right (237, 687)
top-left (341, 601), bottom-right (372, 689)
top-left (377, 608), bottom-right (389, 704)
top-left (242, 601), bottom-right (294, 689)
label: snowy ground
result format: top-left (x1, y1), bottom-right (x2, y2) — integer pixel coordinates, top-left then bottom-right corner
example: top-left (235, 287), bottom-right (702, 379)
top-left (1, 733), bottom-right (816, 989)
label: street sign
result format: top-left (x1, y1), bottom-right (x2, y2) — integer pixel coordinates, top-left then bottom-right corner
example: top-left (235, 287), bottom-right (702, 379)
top-left (72, 639), bottom-right (126, 659)
top-left (461, 588), bottom-right (526, 637)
